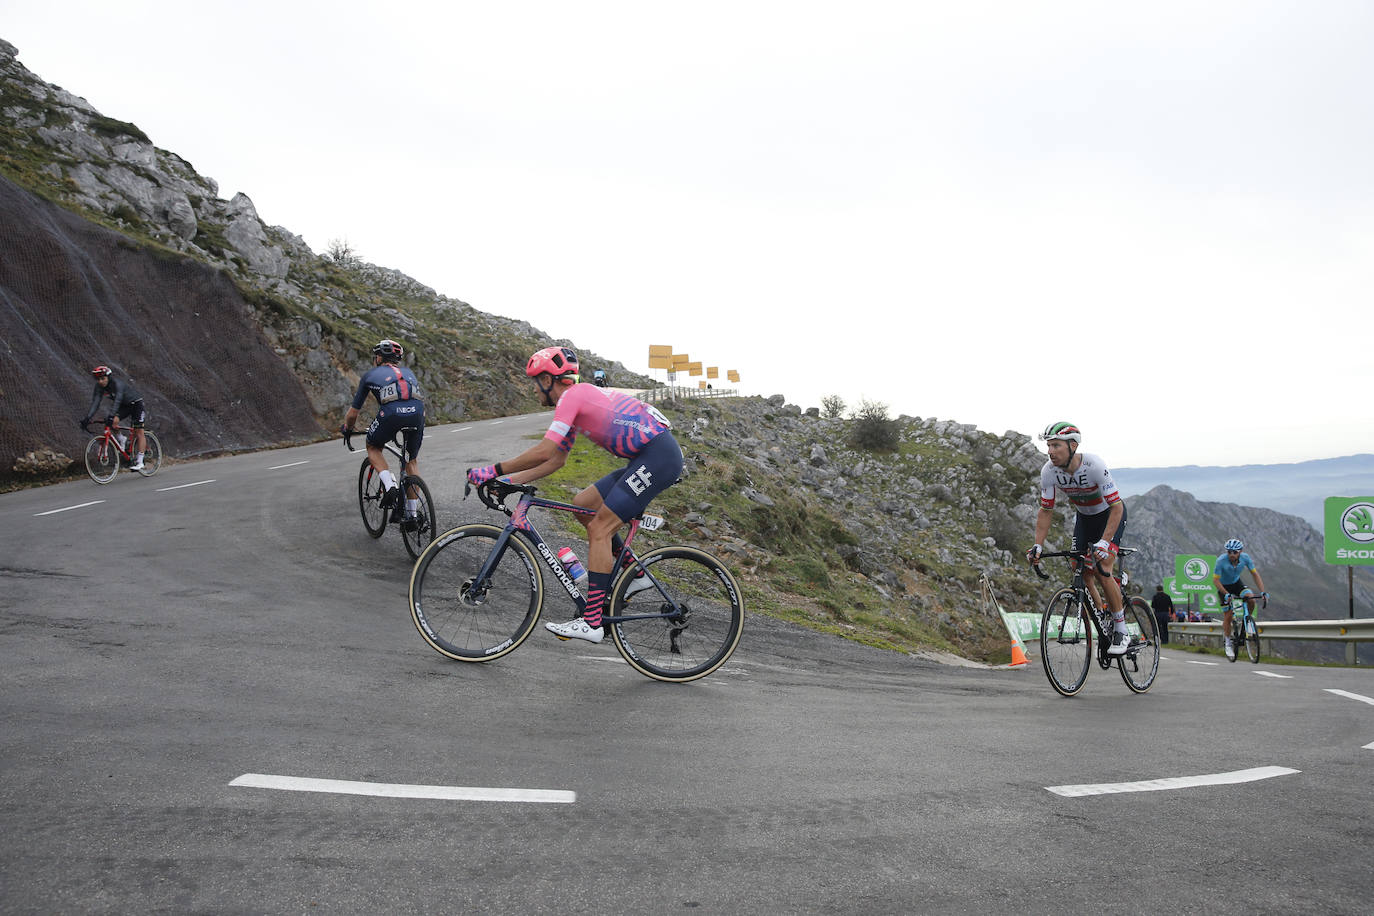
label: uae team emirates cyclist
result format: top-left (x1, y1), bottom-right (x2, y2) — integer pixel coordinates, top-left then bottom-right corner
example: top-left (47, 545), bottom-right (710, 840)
top-left (467, 347), bottom-right (682, 644)
top-left (1026, 421), bottom-right (1133, 656)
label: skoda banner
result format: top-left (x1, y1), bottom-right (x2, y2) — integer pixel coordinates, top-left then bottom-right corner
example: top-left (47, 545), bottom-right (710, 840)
top-left (1325, 496), bottom-right (1374, 565)
top-left (1175, 555), bottom-right (1213, 591)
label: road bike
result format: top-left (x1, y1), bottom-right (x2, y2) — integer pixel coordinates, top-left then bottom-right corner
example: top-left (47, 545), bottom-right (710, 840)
top-left (408, 478), bottom-right (744, 683)
top-left (1222, 590), bottom-right (1267, 663)
top-left (344, 427), bottom-right (436, 560)
top-left (1031, 548), bottom-right (1160, 697)
top-left (81, 420), bottom-right (162, 484)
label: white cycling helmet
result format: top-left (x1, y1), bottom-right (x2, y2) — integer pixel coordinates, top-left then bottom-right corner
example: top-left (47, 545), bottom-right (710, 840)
top-left (1040, 421), bottom-right (1082, 443)
top-left (1224, 538), bottom-right (1244, 552)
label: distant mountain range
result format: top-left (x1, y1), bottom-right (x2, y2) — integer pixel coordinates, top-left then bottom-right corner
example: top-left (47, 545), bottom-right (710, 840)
top-left (1113, 454), bottom-right (1374, 531)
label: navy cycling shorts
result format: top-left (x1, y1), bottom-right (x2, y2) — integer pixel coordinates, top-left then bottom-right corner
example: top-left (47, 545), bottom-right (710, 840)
top-left (1070, 501), bottom-right (1127, 556)
top-left (593, 432), bottom-right (683, 521)
top-left (367, 402), bottom-right (425, 459)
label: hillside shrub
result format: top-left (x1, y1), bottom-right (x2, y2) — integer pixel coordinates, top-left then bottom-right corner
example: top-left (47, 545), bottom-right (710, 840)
top-left (849, 399), bottom-right (898, 452)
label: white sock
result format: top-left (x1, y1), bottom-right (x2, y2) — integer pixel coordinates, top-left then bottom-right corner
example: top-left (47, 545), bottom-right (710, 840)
top-left (379, 470), bottom-right (396, 490)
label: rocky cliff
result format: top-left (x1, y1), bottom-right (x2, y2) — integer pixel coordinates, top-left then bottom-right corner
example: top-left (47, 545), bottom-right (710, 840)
top-left (0, 37), bottom-right (651, 478)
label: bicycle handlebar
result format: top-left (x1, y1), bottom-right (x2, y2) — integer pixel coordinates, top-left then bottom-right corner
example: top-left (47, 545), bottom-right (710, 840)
top-left (342, 427), bottom-right (357, 451)
top-left (1029, 549), bottom-right (1106, 581)
top-left (466, 477), bottom-right (537, 514)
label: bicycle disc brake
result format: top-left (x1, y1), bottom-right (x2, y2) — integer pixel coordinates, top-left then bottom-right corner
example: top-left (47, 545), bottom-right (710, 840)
top-left (460, 577), bottom-right (491, 606)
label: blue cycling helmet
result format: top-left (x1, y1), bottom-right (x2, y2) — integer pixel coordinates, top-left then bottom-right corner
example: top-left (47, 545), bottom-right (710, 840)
top-left (1224, 538), bottom-right (1244, 552)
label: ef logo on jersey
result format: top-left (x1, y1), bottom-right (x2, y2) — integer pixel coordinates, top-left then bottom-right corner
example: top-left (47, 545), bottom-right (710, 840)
top-left (625, 465), bottom-right (653, 496)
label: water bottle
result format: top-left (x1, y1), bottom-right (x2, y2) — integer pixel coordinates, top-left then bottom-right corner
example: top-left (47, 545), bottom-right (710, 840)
top-left (557, 547), bottom-right (589, 591)
top-left (116, 432), bottom-right (128, 450)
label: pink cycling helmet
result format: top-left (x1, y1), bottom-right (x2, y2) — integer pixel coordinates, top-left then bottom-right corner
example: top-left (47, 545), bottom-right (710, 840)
top-left (525, 346), bottom-right (579, 381)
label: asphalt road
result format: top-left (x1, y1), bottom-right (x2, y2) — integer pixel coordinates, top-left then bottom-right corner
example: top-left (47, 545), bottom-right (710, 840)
top-left (2, 412), bottom-right (1371, 914)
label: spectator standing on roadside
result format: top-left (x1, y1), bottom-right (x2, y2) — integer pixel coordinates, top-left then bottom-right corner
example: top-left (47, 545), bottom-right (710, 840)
top-left (1150, 585), bottom-right (1174, 644)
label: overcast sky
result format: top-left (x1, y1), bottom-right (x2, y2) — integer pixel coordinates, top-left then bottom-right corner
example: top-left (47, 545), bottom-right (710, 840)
top-left (6, 1), bottom-right (1373, 468)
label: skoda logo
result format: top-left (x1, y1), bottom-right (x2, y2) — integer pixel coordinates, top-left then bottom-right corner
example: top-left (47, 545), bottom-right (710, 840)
top-left (1184, 558), bottom-right (1208, 581)
top-left (1341, 502), bottom-right (1374, 543)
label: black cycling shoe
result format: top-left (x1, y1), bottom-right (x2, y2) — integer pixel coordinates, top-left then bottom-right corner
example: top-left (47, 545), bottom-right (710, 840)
top-left (399, 514), bottom-right (424, 532)
top-left (379, 486), bottom-right (401, 510)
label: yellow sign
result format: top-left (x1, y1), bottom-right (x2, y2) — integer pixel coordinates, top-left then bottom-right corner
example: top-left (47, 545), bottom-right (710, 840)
top-left (698, 381), bottom-right (707, 389)
top-left (672, 353), bottom-right (691, 368)
top-left (688, 362), bottom-right (703, 376)
top-left (727, 370), bottom-right (740, 382)
top-left (648, 344), bottom-right (673, 357)
top-left (707, 367), bottom-right (719, 379)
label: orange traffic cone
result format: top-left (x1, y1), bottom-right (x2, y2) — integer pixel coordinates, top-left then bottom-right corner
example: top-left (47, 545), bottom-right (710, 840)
top-left (1009, 640), bottom-right (1029, 666)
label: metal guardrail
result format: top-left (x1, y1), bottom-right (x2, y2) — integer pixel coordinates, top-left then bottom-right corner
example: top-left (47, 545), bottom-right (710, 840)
top-left (1169, 619), bottom-right (1374, 642)
top-left (1168, 618), bottom-right (1373, 664)
top-left (635, 386), bottom-right (739, 404)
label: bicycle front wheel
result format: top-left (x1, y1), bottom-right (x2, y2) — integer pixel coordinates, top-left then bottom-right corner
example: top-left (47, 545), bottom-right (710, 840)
top-left (608, 545), bottom-right (744, 683)
top-left (1040, 588), bottom-right (1091, 697)
top-left (1118, 596), bottom-right (1160, 694)
top-left (84, 436), bottom-right (118, 484)
top-left (399, 475), bottom-right (437, 560)
top-left (408, 524), bottom-right (543, 662)
top-left (357, 458), bottom-right (386, 538)
top-left (1245, 615), bottom-right (1261, 663)
top-left (135, 431), bottom-right (162, 477)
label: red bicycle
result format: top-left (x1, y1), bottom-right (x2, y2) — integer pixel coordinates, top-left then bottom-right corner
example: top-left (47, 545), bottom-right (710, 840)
top-left (81, 420), bottom-right (162, 484)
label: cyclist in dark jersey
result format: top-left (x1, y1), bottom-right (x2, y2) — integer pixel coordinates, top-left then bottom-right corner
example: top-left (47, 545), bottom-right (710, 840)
top-left (342, 339), bottom-right (426, 527)
top-left (468, 346), bottom-right (683, 644)
top-left (80, 365), bottom-right (148, 470)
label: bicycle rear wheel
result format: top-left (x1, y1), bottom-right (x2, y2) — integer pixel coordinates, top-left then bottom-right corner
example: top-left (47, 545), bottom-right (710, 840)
top-left (84, 436), bottom-right (118, 484)
top-left (1245, 615), bottom-right (1261, 663)
top-left (399, 475), bottom-right (437, 560)
top-left (135, 431), bottom-right (162, 477)
top-left (1041, 588), bottom-right (1091, 697)
top-left (1118, 596), bottom-right (1160, 693)
top-left (408, 524), bottom-right (543, 661)
top-left (357, 459), bottom-right (386, 538)
top-left (607, 545), bottom-right (744, 683)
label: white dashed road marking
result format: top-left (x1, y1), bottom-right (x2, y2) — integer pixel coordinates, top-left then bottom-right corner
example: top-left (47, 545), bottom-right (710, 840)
top-left (156, 479), bottom-right (215, 492)
top-left (1254, 671), bottom-right (1293, 679)
top-left (1047, 766), bottom-right (1300, 797)
top-left (34, 500), bottom-right (105, 516)
top-left (268, 460), bottom-right (309, 469)
top-left (230, 773), bottom-right (575, 803)
top-left (1324, 689), bottom-right (1374, 706)
top-left (1186, 660), bottom-right (1219, 666)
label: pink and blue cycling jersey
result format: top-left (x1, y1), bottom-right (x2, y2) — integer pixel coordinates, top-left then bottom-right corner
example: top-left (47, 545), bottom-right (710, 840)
top-left (545, 384), bottom-right (672, 459)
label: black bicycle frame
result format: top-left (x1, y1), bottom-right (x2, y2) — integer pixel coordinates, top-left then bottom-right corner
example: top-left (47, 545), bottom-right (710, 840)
top-left (473, 490), bottom-right (675, 626)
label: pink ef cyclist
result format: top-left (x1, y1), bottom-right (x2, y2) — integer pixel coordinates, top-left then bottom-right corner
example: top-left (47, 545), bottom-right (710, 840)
top-left (467, 347), bottom-right (684, 645)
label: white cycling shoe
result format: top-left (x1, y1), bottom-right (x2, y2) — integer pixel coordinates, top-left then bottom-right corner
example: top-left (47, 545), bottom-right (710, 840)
top-left (545, 618), bottom-right (604, 644)
top-left (129, 459), bottom-right (144, 471)
top-left (1106, 630), bottom-right (1131, 656)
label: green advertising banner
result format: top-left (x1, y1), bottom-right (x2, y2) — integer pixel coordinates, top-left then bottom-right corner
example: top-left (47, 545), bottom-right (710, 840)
top-left (1325, 496), bottom-right (1374, 565)
top-left (1164, 576), bottom-right (1187, 603)
top-left (1175, 554), bottom-right (1214, 592)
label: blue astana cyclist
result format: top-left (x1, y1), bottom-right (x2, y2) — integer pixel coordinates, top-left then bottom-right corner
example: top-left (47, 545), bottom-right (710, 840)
top-left (1213, 538), bottom-right (1268, 661)
top-left (342, 339), bottom-right (426, 528)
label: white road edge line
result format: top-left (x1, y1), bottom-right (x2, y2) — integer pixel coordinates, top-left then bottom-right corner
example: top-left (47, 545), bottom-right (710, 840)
top-left (156, 479), bottom-right (216, 492)
top-left (34, 500), bottom-right (106, 516)
top-left (230, 773), bottom-right (575, 803)
top-left (1047, 766), bottom-right (1299, 798)
top-left (1324, 688), bottom-right (1374, 706)
top-left (1186, 660), bottom-right (1219, 666)
top-left (268, 460), bottom-right (309, 470)
top-left (1254, 671), bottom-right (1293, 679)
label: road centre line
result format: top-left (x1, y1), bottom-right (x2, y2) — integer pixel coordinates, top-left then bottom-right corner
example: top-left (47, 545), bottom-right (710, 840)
top-left (1047, 766), bottom-right (1300, 797)
top-left (1324, 689), bottom-right (1374, 706)
top-left (34, 500), bottom-right (105, 516)
top-left (156, 479), bottom-right (216, 492)
top-left (267, 460), bottom-right (309, 470)
top-left (229, 773), bottom-right (575, 803)
top-left (1254, 671), bottom-right (1293, 679)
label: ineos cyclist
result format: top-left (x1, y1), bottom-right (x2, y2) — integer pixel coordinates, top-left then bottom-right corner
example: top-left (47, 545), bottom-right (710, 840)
top-left (1026, 421), bottom-right (1132, 656)
top-left (1213, 538), bottom-right (1268, 661)
top-left (342, 339), bottom-right (426, 528)
top-left (467, 346), bottom-right (682, 644)
top-left (80, 365), bottom-right (147, 470)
